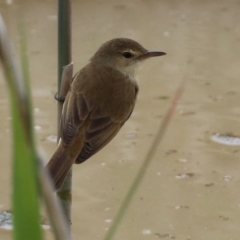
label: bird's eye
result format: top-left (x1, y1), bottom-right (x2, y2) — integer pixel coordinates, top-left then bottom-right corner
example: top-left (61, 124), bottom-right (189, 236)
top-left (122, 52), bottom-right (133, 58)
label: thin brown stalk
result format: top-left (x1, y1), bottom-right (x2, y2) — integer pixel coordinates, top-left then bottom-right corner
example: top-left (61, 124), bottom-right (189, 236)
top-left (104, 79), bottom-right (186, 240)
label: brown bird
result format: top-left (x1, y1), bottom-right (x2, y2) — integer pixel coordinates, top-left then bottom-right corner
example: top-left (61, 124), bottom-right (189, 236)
top-left (47, 38), bottom-right (166, 190)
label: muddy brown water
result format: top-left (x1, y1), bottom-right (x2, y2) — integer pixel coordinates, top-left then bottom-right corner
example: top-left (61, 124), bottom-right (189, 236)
top-left (1, 0), bottom-right (240, 239)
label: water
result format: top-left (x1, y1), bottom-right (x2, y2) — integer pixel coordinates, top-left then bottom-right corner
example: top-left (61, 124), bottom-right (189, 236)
top-left (1, 0), bottom-right (240, 239)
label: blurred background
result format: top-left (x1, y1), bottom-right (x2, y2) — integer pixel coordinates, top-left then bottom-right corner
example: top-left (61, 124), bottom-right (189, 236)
top-left (0, 0), bottom-right (240, 239)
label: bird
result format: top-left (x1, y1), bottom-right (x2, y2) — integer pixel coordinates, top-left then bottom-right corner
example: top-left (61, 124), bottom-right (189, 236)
top-left (47, 38), bottom-right (166, 190)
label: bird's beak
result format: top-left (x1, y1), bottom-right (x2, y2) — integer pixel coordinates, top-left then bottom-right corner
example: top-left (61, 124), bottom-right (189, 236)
top-left (140, 51), bottom-right (166, 60)
top-left (146, 51), bottom-right (166, 57)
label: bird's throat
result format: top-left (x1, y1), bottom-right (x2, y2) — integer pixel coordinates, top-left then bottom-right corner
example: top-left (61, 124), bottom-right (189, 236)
top-left (115, 63), bottom-right (138, 84)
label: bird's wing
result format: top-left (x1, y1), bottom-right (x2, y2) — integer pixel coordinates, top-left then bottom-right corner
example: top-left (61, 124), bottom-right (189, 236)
top-left (60, 90), bottom-right (129, 163)
top-left (75, 117), bottom-right (124, 164)
top-left (60, 92), bottom-right (93, 146)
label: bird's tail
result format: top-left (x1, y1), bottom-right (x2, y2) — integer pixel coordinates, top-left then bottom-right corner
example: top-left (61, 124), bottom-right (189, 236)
top-left (46, 142), bottom-right (75, 190)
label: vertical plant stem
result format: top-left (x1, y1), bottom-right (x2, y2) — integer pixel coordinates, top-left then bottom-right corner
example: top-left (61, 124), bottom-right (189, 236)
top-left (57, 0), bottom-right (72, 235)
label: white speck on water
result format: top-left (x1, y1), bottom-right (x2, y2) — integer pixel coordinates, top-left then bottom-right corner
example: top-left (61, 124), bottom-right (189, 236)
top-left (104, 207), bottom-right (110, 211)
top-left (142, 229), bottom-right (151, 235)
top-left (0, 224), bottom-right (12, 230)
top-left (223, 175), bottom-right (232, 181)
top-left (42, 224), bottom-right (50, 230)
top-left (178, 158), bottom-right (187, 163)
top-left (101, 163), bottom-right (106, 166)
top-left (46, 135), bottom-right (57, 143)
top-left (211, 133), bottom-right (240, 146)
top-left (34, 108), bottom-right (40, 113)
top-left (0, 211), bottom-right (13, 230)
top-left (34, 125), bottom-right (41, 130)
top-left (105, 219), bottom-right (112, 223)
top-left (175, 173), bottom-right (194, 179)
top-left (176, 174), bottom-right (186, 179)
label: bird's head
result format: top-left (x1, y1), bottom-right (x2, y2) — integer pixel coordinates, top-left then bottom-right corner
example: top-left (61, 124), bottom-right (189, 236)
top-left (91, 38), bottom-right (166, 77)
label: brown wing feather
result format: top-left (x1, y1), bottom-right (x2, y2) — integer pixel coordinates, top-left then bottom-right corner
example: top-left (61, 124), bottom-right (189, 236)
top-left (60, 92), bottom-right (92, 146)
top-left (75, 121), bottom-right (124, 164)
top-left (74, 90), bottom-right (136, 163)
top-left (60, 88), bottom-right (127, 164)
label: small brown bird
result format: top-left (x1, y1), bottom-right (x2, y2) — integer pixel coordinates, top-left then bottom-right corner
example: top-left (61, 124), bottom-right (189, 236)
top-left (47, 38), bottom-right (166, 189)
